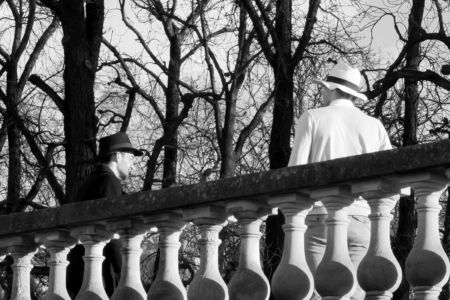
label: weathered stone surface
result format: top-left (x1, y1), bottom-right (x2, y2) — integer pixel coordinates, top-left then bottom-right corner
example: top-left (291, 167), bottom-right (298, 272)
top-left (1, 140), bottom-right (450, 237)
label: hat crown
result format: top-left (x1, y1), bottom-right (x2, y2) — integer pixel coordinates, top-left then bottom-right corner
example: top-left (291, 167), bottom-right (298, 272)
top-left (311, 62), bottom-right (367, 101)
top-left (328, 63), bottom-right (362, 87)
top-left (98, 132), bottom-right (143, 158)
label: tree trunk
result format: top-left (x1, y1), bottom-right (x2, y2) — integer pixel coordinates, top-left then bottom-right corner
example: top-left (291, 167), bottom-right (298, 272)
top-left (219, 4), bottom-right (251, 179)
top-left (162, 33), bottom-right (181, 189)
top-left (59, 1), bottom-right (104, 203)
top-left (220, 89), bottom-right (237, 178)
top-left (5, 68), bottom-right (22, 213)
top-left (264, 68), bottom-right (293, 285)
top-left (0, 120), bottom-right (7, 155)
top-left (265, 1), bottom-right (294, 294)
top-left (269, 71), bottom-right (294, 170)
top-left (393, 1), bottom-right (424, 299)
top-left (269, 0), bottom-right (293, 170)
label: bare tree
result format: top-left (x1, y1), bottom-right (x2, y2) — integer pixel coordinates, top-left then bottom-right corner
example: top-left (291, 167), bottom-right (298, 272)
top-left (39, 0), bottom-right (105, 203)
top-left (350, 2), bottom-right (450, 298)
top-left (0, 0), bottom-right (60, 212)
top-left (100, 0), bottom-right (215, 190)
top-left (239, 0), bottom-right (321, 283)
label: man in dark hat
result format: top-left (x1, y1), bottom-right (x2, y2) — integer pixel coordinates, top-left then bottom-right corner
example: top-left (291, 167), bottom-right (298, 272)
top-left (66, 132), bottom-right (143, 298)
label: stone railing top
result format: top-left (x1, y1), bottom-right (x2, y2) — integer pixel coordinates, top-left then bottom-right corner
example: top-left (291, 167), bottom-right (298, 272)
top-left (1, 139), bottom-right (450, 238)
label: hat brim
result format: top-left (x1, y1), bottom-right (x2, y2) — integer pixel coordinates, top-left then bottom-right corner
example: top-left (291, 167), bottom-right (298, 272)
top-left (313, 79), bottom-right (367, 101)
top-left (100, 147), bottom-right (143, 158)
top-left (120, 148), bottom-right (144, 157)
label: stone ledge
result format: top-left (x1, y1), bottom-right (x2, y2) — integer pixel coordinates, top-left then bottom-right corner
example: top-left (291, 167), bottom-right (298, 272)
top-left (1, 139), bottom-right (450, 237)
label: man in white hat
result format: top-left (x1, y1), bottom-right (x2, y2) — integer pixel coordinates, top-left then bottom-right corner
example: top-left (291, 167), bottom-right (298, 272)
top-left (288, 62), bottom-right (392, 299)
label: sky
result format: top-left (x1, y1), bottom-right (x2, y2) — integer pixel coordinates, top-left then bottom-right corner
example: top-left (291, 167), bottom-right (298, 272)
top-left (101, 0), bottom-right (402, 63)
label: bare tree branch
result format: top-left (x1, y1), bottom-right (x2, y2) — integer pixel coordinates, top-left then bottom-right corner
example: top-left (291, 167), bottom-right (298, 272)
top-left (119, 0), bottom-right (168, 73)
top-left (102, 38), bottom-right (165, 123)
top-left (368, 69), bottom-right (450, 99)
top-left (431, 0), bottom-right (445, 35)
top-left (0, 119), bottom-right (8, 154)
top-left (99, 58), bottom-right (167, 91)
top-left (292, 0), bottom-right (321, 65)
top-left (240, 0), bottom-right (275, 65)
top-left (0, 106), bottom-right (65, 203)
top-left (179, 0), bottom-right (205, 38)
top-left (111, 74), bottom-right (166, 124)
top-left (28, 74), bottom-right (65, 114)
top-left (0, 87), bottom-right (5, 101)
top-left (6, 0), bottom-right (22, 56)
top-left (307, 39), bottom-right (363, 56)
top-left (18, 15), bottom-right (59, 94)
top-left (235, 93), bottom-right (273, 156)
top-left (0, 47), bottom-right (9, 62)
top-left (142, 92), bottom-right (196, 191)
top-left (12, 0), bottom-right (36, 62)
top-left (20, 144), bottom-right (57, 208)
top-left (39, 0), bottom-right (62, 15)
top-left (181, 27), bottom-right (232, 63)
top-left (120, 89), bottom-right (136, 132)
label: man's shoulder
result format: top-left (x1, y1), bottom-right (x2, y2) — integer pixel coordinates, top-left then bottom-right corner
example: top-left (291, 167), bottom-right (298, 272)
top-left (75, 166), bottom-right (122, 202)
top-left (85, 167), bottom-right (119, 184)
top-left (86, 167), bottom-right (122, 188)
top-left (303, 106), bottom-right (329, 116)
top-left (305, 105), bottom-right (357, 118)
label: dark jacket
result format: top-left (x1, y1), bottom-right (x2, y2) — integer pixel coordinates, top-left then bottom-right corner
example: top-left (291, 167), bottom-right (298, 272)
top-left (75, 165), bottom-right (122, 202)
top-left (67, 165), bottom-right (123, 298)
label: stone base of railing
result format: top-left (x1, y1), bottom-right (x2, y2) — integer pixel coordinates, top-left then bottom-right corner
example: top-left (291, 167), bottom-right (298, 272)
top-left (2, 141), bottom-right (450, 299)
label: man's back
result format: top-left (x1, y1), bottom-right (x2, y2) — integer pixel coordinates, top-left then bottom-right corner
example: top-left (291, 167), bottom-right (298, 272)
top-left (289, 99), bottom-right (391, 166)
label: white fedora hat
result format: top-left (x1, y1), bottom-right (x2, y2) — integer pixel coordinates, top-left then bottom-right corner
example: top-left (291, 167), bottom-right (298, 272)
top-left (312, 63), bottom-right (367, 101)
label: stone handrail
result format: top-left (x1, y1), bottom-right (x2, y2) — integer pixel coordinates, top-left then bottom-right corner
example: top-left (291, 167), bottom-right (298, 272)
top-left (1, 140), bottom-right (450, 299)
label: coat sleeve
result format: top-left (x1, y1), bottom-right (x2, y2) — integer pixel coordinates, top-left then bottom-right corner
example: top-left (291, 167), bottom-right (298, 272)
top-left (288, 111), bottom-right (313, 166)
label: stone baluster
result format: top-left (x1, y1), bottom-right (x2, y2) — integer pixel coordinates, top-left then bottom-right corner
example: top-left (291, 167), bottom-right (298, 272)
top-left (2, 236), bottom-right (37, 300)
top-left (35, 230), bottom-right (76, 300)
top-left (147, 213), bottom-right (187, 300)
top-left (108, 220), bottom-right (148, 300)
top-left (269, 194), bottom-right (314, 300)
top-left (311, 186), bottom-right (356, 300)
top-left (0, 252), bottom-right (5, 300)
top-left (184, 206), bottom-right (228, 300)
top-left (71, 224), bottom-right (112, 300)
top-left (226, 201), bottom-right (272, 300)
top-left (352, 180), bottom-right (406, 300)
top-left (405, 172), bottom-right (450, 300)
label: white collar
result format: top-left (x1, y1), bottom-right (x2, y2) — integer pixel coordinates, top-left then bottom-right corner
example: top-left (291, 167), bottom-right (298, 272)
top-left (328, 99), bottom-right (355, 107)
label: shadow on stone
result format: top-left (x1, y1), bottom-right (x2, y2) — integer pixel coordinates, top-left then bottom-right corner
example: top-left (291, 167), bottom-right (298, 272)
top-left (147, 280), bottom-right (186, 300)
top-left (315, 261), bottom-right (354, 297)
top-left (358, 255), bottom-right (400, 291)
top-left (406, 249), bottom-right (448, 286)
top-left (187, 277), bottom-right (226, 300)
top-left (271, 264), bottom-right (311, 300)
top-left (228, 268), bottom-right (269, 300)
top-left (74, 291), bottom-right (106, 300)
top-left (111, 286), bottom-right (146, 300)
top-left (45, 295), bottom-right (68, 300)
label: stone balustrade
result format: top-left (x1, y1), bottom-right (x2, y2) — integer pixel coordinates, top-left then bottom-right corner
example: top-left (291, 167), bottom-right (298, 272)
top-left (1, 140), bottom-right (450, 299)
